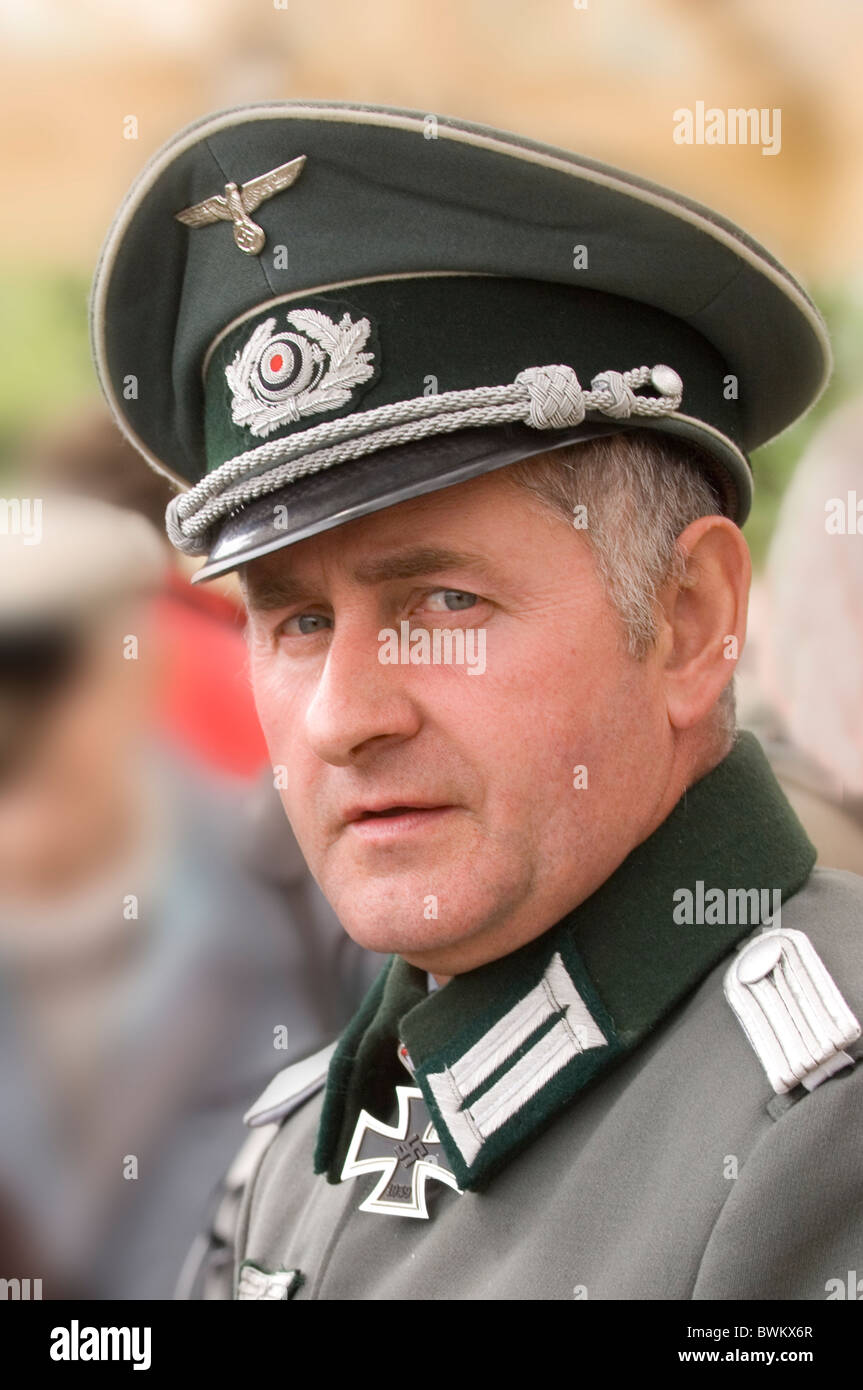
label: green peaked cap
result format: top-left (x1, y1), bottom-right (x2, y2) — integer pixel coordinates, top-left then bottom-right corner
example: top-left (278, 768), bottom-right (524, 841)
top-left (91, 101), bottom-right (831, 580)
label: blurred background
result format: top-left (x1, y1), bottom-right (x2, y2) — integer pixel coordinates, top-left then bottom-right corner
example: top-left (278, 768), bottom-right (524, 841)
top-left (0, 0), bottom-right (861, 1298)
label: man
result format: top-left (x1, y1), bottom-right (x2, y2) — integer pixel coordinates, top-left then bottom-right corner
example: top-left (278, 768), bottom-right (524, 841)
top-left (91, 101), bottom-right (863, 1300)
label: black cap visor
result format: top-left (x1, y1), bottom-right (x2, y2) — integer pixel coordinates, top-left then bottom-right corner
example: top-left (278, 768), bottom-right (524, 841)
top-left (192, 415), bottom-right (747, 583)
top-left (194, 421), bottom-right (617, 582)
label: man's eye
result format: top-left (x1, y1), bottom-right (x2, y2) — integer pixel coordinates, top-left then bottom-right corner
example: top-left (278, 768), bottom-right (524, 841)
top-left (278, 612), bottom-right (332, 637)
top-left (421, 589), bottom-right (479, 613)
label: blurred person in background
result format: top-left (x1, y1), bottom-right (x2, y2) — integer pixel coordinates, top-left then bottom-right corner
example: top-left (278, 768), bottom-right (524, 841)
top-left (742, 398), bottom-right (863, 874)
top-left (27, 407), bottom-right (269, 782)
top-left (0, 489), bottom-right (380, 1298)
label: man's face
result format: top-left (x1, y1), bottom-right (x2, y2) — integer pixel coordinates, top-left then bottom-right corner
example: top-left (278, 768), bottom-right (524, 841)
top-left (244, 466), bottom-right (677, 975)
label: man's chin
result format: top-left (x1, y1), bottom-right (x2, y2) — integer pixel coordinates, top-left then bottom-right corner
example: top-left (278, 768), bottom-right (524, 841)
top-left (336, 914), bottom-right (477, 960)
top-left (326, 891), bottom-right (493, 962)
top-left (313, 854), bottom-right (533, 966)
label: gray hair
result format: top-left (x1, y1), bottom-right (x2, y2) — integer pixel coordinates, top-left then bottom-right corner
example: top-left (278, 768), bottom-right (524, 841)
top-left (503, 429), bottom-right (737, 739)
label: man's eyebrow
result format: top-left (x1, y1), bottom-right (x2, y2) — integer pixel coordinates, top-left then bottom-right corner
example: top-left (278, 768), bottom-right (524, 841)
top-left (241, 573), bottom-right (312, 612)
top-left (242, 547), bottom-right (499, 612)
top-left (351, 546), bottom-right (496, 585)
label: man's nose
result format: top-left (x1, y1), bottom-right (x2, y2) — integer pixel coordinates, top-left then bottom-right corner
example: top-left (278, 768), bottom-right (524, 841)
top-left (303, 621), bottom-right (422, 765)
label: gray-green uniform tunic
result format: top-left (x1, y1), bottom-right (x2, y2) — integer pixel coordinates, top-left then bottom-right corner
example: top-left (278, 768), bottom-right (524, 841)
top-left (225, 733), bottom-right (863, 1300)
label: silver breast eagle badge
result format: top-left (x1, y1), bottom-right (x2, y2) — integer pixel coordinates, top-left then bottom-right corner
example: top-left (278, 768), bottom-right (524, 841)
top-left (236, 1263), bottom-right (302, 1300)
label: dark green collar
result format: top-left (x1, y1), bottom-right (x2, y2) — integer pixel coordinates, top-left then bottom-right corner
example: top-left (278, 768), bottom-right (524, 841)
top-left (315, 732), bottom-right (815, 1191)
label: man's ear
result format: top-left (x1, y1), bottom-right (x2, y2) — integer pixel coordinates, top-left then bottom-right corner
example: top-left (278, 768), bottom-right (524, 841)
top-left (656, 515), bottom-right (751, 732)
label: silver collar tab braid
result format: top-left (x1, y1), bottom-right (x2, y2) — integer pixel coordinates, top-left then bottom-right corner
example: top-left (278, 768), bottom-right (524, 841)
top-left (165, 363), bottom-right (683, 555)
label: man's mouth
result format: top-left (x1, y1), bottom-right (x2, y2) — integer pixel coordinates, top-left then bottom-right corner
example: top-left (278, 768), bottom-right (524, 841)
top-left (342, 802), bottom-right (457, 838)
top-left (343, 800), bottom-right (451, 824)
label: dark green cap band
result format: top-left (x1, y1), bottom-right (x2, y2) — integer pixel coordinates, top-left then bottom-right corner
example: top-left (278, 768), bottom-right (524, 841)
top-left (205, 273), bottom-right (743, 481)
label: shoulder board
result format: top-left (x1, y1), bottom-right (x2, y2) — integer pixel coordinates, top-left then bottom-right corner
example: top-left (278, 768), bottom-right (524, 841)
top-left (724, 926), bottom-right (861, 1095)
top-left (243, 1041), bottom-right (337, 1128)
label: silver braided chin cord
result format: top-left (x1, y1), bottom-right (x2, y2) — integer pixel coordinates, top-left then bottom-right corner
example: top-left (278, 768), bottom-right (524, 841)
top-left (166, 362), bottom-right (683, 555)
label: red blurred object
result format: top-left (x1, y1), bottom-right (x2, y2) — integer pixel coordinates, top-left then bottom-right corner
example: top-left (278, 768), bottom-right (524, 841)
top-left (151, 570), bottom-right (269, 779)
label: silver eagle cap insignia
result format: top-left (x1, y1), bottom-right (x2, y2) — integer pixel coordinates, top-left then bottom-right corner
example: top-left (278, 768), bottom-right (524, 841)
top-left (341, 1085), bottom-right (461, 1218)
top-left (175, 155), bottom-right (307, 256)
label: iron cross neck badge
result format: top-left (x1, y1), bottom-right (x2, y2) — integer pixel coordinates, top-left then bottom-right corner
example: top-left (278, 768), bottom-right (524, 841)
top-left (341, 1084), bottom-right (461, 1218)
top-left (175, 155), bottom-right (307, 256)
